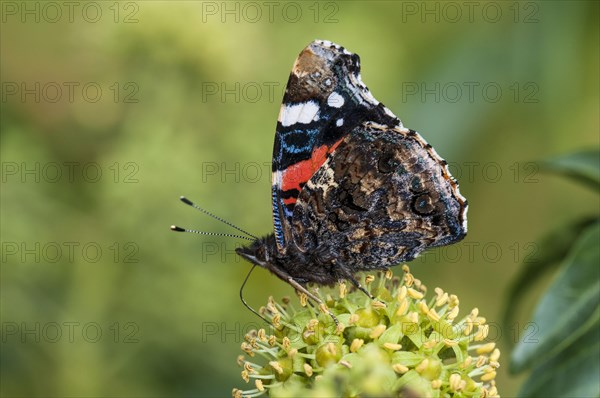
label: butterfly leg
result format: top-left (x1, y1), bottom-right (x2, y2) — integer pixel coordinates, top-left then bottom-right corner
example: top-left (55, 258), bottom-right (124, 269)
top-left (340, 268), bottom-right (386, 307)
top-left (345, 274), bottom-right (376, 300)
top-left (293, 286), bottom-right (321, 317)
top-left (264, 264), bottom-right (339, 324)
top-left (286, 277), bottom-right (339, 325)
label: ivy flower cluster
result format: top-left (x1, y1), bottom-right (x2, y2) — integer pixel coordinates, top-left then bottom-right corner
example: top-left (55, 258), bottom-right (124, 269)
top-left (234, 265), bottom-right (500, 397)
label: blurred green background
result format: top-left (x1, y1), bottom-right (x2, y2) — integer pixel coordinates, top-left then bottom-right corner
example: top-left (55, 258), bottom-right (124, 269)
top-left (1, 1), bottom-right (598, 397)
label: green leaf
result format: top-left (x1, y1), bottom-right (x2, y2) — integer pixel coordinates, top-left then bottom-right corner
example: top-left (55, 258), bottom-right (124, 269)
top-left (517, 321), bottom-right (600, 398)
top-left (540, 149), bottom-right (600, 190)
top-left (502, 217), bottom-right (599, 346)
top-left (511, 222), bottom-right (600, 373)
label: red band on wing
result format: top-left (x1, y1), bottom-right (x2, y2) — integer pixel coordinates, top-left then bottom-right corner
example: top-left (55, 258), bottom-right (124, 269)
top-left (281, 138), bottom-right (343, 195)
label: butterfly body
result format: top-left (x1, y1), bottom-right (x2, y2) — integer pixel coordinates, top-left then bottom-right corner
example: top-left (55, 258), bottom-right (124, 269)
top-left (236, 40), bottom-right (467, 288)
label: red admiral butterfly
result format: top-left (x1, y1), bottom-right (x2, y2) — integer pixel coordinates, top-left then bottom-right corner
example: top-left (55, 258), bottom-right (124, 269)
top-left (237, 40), bottom-right (467, 310)
top-left (174, 40), bottom-right (467, 320)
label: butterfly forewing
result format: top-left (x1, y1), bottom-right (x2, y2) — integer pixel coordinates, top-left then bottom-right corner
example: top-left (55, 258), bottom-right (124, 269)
top-left (271, 40), bottom-right (400, 252)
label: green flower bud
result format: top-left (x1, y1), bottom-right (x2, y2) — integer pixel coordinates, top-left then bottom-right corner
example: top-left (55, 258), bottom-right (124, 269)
top-left (354, 307), bottom-right (381, 328)
top-left (302, 322), bottom-right (325, 345)
top-left (315, 342), bottom-right (342, 367)
top-left (268, 357), bottom-right (292, 382)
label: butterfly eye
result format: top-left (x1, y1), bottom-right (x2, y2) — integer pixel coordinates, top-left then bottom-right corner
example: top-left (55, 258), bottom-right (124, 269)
top-left (413, 193), bottom-right (435, 215)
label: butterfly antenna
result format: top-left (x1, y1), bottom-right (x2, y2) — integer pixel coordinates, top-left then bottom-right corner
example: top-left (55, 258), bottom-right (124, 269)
top-left (170, 225), bottom-right (254, 241)
top-left (178, 196), bottom-right (258, 240)
top-left (240, 264), bottom-right (271, 324)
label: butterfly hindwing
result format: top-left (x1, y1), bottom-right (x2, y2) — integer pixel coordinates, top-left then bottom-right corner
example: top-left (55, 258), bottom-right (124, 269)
top-left (272, 40), bottom-right (400, 251)
top-left (290, 122), bottom-right (468, 269)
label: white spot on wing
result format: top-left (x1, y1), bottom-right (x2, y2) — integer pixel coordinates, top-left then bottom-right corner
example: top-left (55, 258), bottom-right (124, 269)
top-left (336, 118), bottom-right (344, 126)
top-left (327, 92), bottom-right (345, 108)
top-left (279, 101), bottom-right (320, 127)
top-left (279, 104), bottom-right (301, 126)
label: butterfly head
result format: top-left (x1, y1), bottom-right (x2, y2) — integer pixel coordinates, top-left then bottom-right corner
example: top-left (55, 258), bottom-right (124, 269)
top-left (235, 234), bottom-right (279, 269)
